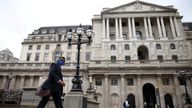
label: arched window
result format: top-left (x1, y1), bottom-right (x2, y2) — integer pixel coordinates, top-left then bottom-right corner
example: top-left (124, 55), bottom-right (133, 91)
top-left (156, 44), bottom-right (161, 49)
top-left (124, 44), bottom-right (130, 50)
top-left (111, 44), bottom-right (116, 50)
top-left (164, 94), bottom-right (174, 108)
top-left (170, 43), bottom-right (176, 49)
top-left (127, 94), bottom-right (136, 108)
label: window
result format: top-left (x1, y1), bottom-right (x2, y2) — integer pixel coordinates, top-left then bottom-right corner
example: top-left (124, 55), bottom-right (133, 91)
top-left (123, 34), bottom-right (128, 40)
top-left (111, 44), bottom-right (116, 50)
top-left (109, 19), bottom-right (115, 27)
top-left (170, 43), bottom-right (176, 49)
top-left (49, 29), bottom-right (55, 34)
top-left (35, 53), bottom-right (40, 61)
top-left (162, 78), bottom-right (170, 85)
top-left (41, 30), bottom-right (47, 34)
top-left (172, 55), bottom-right (178, 62)
top-left (110, 34), bottom-right (116, 40)
top-left (124, 44), bottom-right (130, 50)
top-left (127, 78), bottom-right (134, 85)
top-left (95, 78), bottom-right (102, 86)
top-left (37, 45), bottom-right (41, 50)
top-left (45, 45), bottom-right (50, 50)
top-left (156, 44), bottom-right (161, 50)
top-left (56, 44), bottom-right (61, 49)
top-left (111, 79), bottom-right (118, 85)
top-left (86, 52), bottom-right (91, 61)
top-left (28, 45), bottom-right (33, 50)
top-left (26, 53), bottom-right (31, 61)
top-left (58, 35), bottom-right (62, 41)
top-left (136, 31), bottom-right (142, 39)
top-left (43, 53), bottom-right (49, 61)
top-left (66, 52), bottom-right (71, 61)
top-left (157, 55), bottom-right (163, 62)
top-left (125, 56), bottom-right (131, 63)
top-left (135, 22), bottom-right (140, 26)
top-left (122, 19), bottom-right (127, 27)
top-left (111, 56), bottom-right (116, 63)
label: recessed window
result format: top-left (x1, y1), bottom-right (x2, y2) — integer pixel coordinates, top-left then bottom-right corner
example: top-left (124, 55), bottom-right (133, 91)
top-left (86, 52), bottom-right (91, 61)
top-left (162, 78), bottom-right (170, 85)
top-left (157, 55), bottom-right (163, 62)
top-left (135, 22), bottom-right (140, 26)
top-left (66, 52), bottom-right (71, 61)
top-left (125, 56), bottom-right (131, 63)
top-left (136, 31), bottom-right (142, 39)
top-left (111, 79), bottom-right (118, 85)
top-left (156, 44), bottom-right (161, 50)
top-left (95, 78), bottom-right (102, 86)
top-left (127, 78), bottom-right (134, 85)
top-left (109, 19), bottom-right (115, 27)
top-left (56, 44), bottom-right (61, 49)
top-left (58, 35), bottom-right (62, 41)
top-left (35, 53), bottom-right (40, 61)
top-left (110, 34), bottom-right (116, 40)
top-left (172, 55), bottom-right (178, 62)
top-left (26, 53), bottom-right (31, 61)
top-left (124, 44), bottom-right (130, 50)
top-left (45, 45), bottom-right (50, 50)
top-left (123, 34), bottom-right (128, 40)
top-left (111, 44), bottom-right (116, 50)
top-left (37, 45), bottom-right (41, 50)
top-left (41, 30), bottom-right (47, 34)
top-left (43, 53), bottom-right (49, 61)
top-left (170, 43), bottom-right (176, 49)
top-left (111, 56), bottom-right (116, 63)
top-left (28, 45), bottom-right (33, 50)
top-left (122, 19), bottom-right (127, 27)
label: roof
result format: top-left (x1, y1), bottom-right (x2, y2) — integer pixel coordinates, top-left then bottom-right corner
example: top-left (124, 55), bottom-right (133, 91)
top-left (183, 22), bottom-right (192, 31)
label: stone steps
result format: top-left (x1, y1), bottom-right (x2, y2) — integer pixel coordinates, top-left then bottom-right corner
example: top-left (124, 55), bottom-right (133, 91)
top-left (0, 105), bottom-right (36, 108)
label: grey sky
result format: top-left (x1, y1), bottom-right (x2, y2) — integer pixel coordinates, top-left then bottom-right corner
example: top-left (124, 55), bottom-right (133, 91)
top-left (0, 0), bottom-right (191, 58)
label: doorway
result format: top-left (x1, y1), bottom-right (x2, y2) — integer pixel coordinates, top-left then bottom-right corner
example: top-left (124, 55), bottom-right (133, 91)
top-left (164, 94), bottom-right (174, 108)
top-left (137, 45), bottom-right (149, 60)
top-left (143, 83), bottom-right (157, 108)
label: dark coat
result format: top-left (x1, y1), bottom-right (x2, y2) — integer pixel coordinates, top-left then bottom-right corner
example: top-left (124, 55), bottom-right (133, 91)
top-left (45, 63), bottom-right (63, 94)
top-left (123, 100), bottom-right (130, 108)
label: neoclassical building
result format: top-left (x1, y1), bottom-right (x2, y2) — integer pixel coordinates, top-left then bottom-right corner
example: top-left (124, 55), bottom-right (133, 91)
top-left (0, 1), bottom-right (192, 108)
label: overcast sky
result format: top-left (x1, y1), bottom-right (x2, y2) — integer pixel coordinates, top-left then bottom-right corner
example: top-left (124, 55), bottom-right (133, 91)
top-left (0, 0), bottom-right (191, 58)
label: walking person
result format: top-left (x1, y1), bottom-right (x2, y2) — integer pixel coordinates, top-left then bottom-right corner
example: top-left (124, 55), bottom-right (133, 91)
top-left (37, 57), bottom-right (66, 108)
top-left (123, 97), bottom-right (130, 108)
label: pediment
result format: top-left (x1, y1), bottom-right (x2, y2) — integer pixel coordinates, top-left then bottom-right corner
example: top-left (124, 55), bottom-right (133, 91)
top-left (102, 0), bottom-right (177, 13)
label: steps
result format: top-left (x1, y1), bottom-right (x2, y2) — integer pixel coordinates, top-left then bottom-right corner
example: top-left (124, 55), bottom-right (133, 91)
top-left (0, 105), bottom-right (36, 108)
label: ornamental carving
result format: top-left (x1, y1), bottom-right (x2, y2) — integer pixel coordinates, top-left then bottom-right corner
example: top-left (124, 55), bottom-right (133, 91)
top-left (134, 2), bottom-right (142, 10)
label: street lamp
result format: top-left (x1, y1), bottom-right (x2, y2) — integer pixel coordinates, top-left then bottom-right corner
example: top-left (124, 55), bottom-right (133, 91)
top-left (177, 69), bottom-right (192, 104)
top-left (67, 24), bottom-right (94, 92)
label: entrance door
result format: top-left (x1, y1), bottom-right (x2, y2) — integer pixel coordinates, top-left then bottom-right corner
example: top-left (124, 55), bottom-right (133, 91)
top-left (143, 83), bottom-right (157, 108)
top-left (164, 94), bottom-right (174, 108)
top-left (137, 45), bottom-right (149, 60)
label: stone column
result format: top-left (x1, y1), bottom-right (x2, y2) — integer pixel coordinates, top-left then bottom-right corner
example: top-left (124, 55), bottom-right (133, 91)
top-left (29, 75), bottom-right (34, 87)
top-left (156, 17), bottom-right (162, 38)
top-left (120, 74), bottom-right (125, 105)
top-left (144, 17), bottom-right (149, 39)
top-left (103, 18), bottom-right (106, 39)
top-left (20, 75), bottom-right (25, 89)
top-left (128, 17), bottom-right (132, 39)
top-left (137, 75), bottom-right (143, 108)
top-left (169, 16), bottom-right (176, 38)
top-left (115, 18), bottom-right (119, 39)
top-left (132, 17), bottom-right (136, 39)
top-left (173, 75), bottom-right (182, 108)
top-left (104, 74), bottom-right (109, 108)
top-left (147, 17), bottom-right (153, 39)
top-left (173, 17), bottom-right (180, 37)
top-left (1, 75), bottom-right (8, 89)
top-left (119, 18), bottom-right (123, 39)
top-left (160, 17), bottom-right (167, 38)
top-left (9, 75), bottom-right (16, 89)
top-left (106, 18), bottom-right (109, 39)
top-left (157, 74), bottom-right (164, 108)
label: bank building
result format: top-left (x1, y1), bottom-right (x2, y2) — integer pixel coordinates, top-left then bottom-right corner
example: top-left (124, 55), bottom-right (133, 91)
top-left (0, 1), bottom-right (192, 108)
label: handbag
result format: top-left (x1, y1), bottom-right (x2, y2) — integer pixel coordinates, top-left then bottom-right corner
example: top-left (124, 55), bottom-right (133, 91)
top-left (36, 79), bottom-right (51, 96)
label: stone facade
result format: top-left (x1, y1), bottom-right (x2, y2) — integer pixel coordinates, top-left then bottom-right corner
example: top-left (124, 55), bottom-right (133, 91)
top-left (0, 1), bottom-right (192, 108)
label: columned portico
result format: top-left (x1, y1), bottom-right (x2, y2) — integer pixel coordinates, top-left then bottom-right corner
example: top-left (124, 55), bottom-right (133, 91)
top-left (160, 17), bottom-right (167, 39)
top-left (106, 18), bottom-right (109, 39)
top-left (2, 75), bottom-right (8, 89)
top-left (128, 17), bottom-right (132, 39)
top-left (102, 18), bottom-right (106, 39)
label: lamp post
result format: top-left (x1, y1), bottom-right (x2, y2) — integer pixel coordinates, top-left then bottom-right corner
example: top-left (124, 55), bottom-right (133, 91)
top-left (67, 24), bottom-right (94, 92)
top-left (177, 69), bottom-right (192, 104)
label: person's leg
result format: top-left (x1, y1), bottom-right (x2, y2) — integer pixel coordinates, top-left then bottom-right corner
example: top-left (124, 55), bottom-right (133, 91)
top-left (37, 96), bottom-right (50, 108)
top-left (52, 91), bottom-right (63, 108)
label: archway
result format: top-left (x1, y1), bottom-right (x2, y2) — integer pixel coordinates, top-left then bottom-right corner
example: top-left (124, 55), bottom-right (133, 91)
top-left (137, 45), bottom-right (149, 60)
top-left (127, 94), bottom-right (136, 108)
top-left (164, 94), bottom-right (174, 108)
top-left (143, 83), bottom-right (156, 108)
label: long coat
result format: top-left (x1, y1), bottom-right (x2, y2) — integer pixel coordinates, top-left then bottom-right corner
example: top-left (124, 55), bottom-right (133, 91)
top-left (42, 63), bottom-right (63, 94)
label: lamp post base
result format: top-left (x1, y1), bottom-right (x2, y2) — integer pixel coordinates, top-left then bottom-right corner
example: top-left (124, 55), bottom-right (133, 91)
top-left (70, 77), bottom-right (83, 92)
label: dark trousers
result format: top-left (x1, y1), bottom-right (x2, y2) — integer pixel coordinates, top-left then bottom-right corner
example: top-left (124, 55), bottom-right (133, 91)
top-left (37, 91), bottom-right (63, 108)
